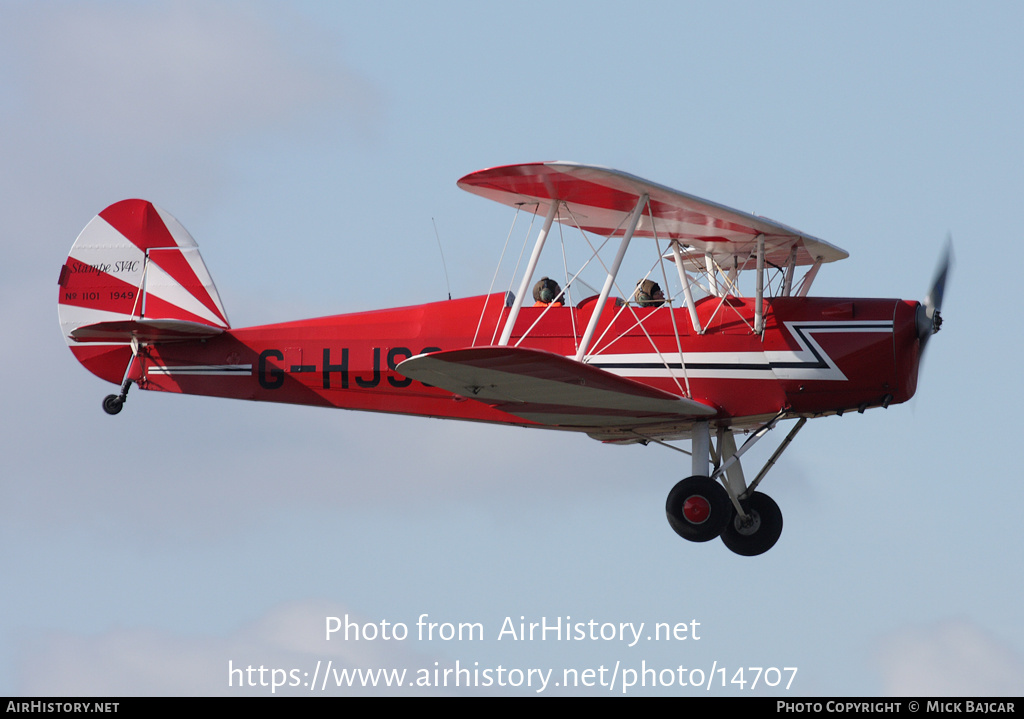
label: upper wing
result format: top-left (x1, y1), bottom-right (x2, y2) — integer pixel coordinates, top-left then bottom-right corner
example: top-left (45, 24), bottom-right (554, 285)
top-left (398, 346), bottom-right (715, 429)
top-left (458, 161), bottom-right (848, 267)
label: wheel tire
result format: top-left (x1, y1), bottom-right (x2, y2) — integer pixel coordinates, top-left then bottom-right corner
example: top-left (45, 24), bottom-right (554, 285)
top-left (666, 476), bottom-right (732, 542)
top-left (102, 394), bottom-right (123, 415)
top-left (721, 492), bottom-right (783, 556)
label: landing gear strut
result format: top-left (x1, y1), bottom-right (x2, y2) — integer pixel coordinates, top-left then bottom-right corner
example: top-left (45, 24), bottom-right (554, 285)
top-left (662, 417), bottom-right (804, 556)
top-left (102, 341), bottom-right (143, 416)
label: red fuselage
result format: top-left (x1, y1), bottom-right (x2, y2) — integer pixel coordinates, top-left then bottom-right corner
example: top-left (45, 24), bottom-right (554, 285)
top-left (83, 294), bottom-right (922, 432)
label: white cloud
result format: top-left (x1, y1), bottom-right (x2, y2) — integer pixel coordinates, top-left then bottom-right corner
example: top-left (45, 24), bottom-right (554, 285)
top-left (18, 600), bottom-right (443, 696)
top-left (1, 1), bottom-right (381, 145)
top-left (0, 2), bottom-right (382, 290)
top-left (875, 619), bottom-right (1024, 696)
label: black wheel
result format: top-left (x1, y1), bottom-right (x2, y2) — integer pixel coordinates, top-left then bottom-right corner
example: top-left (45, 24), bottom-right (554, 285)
top-left (102, 394), bottom-right (123, 415)
top-left (721, 492), bottom-right (783, 556)
top-left (666, 476), bottom-right (732, 542)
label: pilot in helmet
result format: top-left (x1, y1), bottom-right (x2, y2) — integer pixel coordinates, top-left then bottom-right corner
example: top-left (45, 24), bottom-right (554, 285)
top-left (636, 279), bottom-right (665, 307)
top-left (533, 277), bottom-right (563, 307)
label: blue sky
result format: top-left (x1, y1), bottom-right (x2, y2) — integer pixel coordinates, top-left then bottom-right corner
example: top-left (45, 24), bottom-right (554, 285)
top-left (2, 0), bottom-right (1022, 696)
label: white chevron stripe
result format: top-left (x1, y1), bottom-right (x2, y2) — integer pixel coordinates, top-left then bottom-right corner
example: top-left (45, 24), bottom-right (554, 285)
top-left (589, 321), bottom-right (894, 382)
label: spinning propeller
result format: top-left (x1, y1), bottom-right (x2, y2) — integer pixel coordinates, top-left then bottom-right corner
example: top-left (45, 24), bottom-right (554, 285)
top-left (916, 236), bottom-right (953, 356)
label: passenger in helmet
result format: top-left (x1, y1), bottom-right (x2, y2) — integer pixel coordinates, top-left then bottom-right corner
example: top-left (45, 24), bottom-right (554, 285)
top-left (636, 279), bottom-right (665, 307)
top-left (533, 277), bottom-right (564, 307)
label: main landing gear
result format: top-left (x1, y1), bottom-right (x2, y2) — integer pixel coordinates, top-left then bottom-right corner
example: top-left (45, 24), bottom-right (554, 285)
top-left (664, 416), bottom-right (805, 556)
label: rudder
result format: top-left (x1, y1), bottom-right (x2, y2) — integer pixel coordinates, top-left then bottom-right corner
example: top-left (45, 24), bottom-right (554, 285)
top-left (58, 200), bottom-right (229, 384)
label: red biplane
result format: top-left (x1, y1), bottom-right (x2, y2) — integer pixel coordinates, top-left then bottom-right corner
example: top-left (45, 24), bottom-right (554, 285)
top-left (58, 162), bottom-right (949, 555)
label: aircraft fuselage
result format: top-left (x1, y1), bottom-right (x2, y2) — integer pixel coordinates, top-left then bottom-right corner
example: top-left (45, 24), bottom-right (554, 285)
top-left (84, 293), bottom-right (921, 432)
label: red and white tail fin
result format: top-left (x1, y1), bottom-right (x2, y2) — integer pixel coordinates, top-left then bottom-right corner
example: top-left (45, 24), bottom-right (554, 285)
top-left (58, 200), bottom-right (229, 384)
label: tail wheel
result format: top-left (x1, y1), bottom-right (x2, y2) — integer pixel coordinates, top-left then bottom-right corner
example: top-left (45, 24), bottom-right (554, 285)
top-left (666, 476), bottom-right (732, 542)
top-left (721, 492), bottom-right (783, 556)
top-left (102, 394), bottom-right (123, 415)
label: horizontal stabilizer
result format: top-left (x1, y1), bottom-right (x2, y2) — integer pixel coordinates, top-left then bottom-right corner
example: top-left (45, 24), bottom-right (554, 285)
top-left (398, 346), bottom-right (715, 428)
top-left (69, 319), bottom-right (226, 343)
